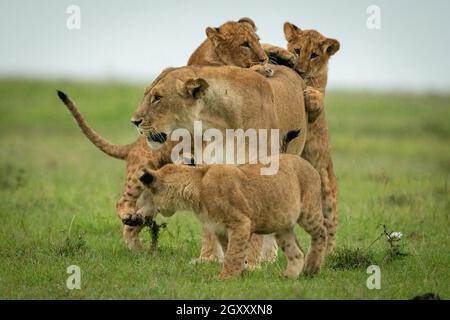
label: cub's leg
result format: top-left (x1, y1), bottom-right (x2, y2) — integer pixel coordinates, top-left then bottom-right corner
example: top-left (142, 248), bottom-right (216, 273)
top-left (117, 167), bottom-right (146, 226)
top-left (123, 225), bottom-right (144, 251)
top-left (298, 195), bottom-right (327, 275)
top-left (275, 229), bottom-right (305, 278)
top-left (262, 44), bottom-right (296, 68)
top-left (219, 218), bottom-right (251, 279)
top-left (320, 168), bottom-right (337, 254)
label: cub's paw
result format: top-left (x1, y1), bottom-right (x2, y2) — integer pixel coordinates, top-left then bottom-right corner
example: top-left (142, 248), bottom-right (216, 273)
top-left (303, 262), bottom-right (321, 276)
top-left (121, 213), bottom-right (144, 226)
top-left (304, 86), bottom-right (324, 114)
top-left (250, 64), bottom-right (274, 78)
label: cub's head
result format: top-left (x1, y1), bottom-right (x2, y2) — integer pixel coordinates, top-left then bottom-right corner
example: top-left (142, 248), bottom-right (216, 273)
top-left (138, 163), bottom-right (200, 213)
top-left (205, 17), bottom-right (268, 67)
top-left (283, 22), bottom-right (340, 80)
top-left (131, 67), bottom-right (209, 149)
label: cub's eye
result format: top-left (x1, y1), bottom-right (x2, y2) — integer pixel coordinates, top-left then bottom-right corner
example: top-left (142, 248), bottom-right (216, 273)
top-left (294, 48), bottom-right (301, 55)
top-left (152, 94), bottom-right (162, 104)
top-left (241, 42), bottom-right (250, 48)
top-left (310, 52), bottom-right (319, 59)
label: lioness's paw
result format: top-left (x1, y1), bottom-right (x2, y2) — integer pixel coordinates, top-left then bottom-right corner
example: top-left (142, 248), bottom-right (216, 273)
top-left (190, 256), bottom-right (223, 265)
top-left (122, 213), bottom-right (144, 226)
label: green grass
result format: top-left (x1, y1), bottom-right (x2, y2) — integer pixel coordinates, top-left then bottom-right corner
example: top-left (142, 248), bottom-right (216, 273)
top-left (0, 79), bottom-right (449, 299)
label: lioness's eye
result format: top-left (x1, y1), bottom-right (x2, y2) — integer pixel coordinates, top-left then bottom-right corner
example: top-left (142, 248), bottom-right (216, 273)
top-left (311, 52), bottom-right (319, 59)
top-left (294, 48), bottom-right (301, 54)
top-left (241, 42), bottom-right (250, 48)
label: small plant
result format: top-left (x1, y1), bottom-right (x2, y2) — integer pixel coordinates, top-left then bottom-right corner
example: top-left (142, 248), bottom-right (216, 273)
top-left (326, 247), bottom-right (376, 270)
top-left (52, 215), bottom-right (87, 256)
top-left (145, 218), bottom-right (167, 252)
top-left (369, 224), bottom-right (408, 261)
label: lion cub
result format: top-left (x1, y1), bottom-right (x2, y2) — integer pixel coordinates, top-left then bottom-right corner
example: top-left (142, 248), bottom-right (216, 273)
top-left (136, 154), bottom-right (327, 279)
top-left (282, 22), bottom-right (340, 253)
top-left (265, 23), bottom-right (341, 253)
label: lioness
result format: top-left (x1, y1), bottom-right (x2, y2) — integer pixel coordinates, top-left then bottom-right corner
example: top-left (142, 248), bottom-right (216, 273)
top-left (57, 18), bottom-right (274, 253)
top-left (137, 152), bottom-right (327, 279)
top-left (116, 64), bottom-right (308, 264)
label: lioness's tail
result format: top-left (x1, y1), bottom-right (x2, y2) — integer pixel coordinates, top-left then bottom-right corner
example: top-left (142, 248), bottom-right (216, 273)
top-left (57, 90), bottom-right (133, 160)
top-left (281, 129), bottom-right (301, 153)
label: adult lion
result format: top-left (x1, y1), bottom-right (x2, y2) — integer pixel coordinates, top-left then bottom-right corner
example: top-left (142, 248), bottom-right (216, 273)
top-left (118, 64), bottom-right (308, 264)
top-left (58, 17), bottom-right (272, 253)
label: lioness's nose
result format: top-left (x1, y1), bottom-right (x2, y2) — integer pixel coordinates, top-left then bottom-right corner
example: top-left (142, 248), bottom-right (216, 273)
top-left (131, 119), bottom-right (142, 127)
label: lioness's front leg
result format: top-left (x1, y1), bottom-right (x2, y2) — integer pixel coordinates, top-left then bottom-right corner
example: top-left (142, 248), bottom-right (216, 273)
top-left (193, 228), bottom-right (224, 263)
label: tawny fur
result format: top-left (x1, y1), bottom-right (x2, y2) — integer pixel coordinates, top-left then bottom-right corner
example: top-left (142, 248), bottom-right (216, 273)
top-left (120, 64), bottom-right (308, 263)
top-left (265, 22), bottom-right (340, 253)
top-left (57, 18), bottom-right (281, 259)
top-left (137, 154), bottom-right (327, 279)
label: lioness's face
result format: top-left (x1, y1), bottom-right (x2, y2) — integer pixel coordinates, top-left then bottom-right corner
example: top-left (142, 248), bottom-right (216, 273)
top-left (284, 22), bottom-right (340, 79)
top-left (206, 19), bottom-right (268, 68)
top-left (131, 68), bottom-right (209, 150)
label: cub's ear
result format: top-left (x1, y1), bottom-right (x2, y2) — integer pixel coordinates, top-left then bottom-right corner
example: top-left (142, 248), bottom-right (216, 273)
top-left (284, 22), bottom-right (301, 42)
top-left (323, 38), bottom-right (340, 56)
top-left (139, 170), bottom-right (155, 187)
top-left (238, 17), bottom-right (257, 31)
top-left (176, 78), bottom-right (209, 99)
top-left (205, 27), bottom-right (224, 46)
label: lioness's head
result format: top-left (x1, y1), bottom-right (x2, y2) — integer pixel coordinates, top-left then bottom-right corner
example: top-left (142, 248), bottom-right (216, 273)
top-left (131, 67), bottom-right (209, 149)
top-left (283, 22), bottom-right (340, 79)
top-left (205, 17), bottom-right (268, 67)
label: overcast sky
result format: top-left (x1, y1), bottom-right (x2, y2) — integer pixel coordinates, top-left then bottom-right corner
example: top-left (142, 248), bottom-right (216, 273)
top-left (0, 0), bottom-right (449, 91)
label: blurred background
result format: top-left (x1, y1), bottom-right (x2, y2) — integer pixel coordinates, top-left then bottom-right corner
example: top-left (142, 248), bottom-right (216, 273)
top-left (0, 0), bottom-right (449, 91)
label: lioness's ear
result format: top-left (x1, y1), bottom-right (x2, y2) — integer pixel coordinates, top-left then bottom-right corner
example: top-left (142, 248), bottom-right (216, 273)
top-left (139, 170), bottom-right (155, 187)
top-left (206, 27), bottom-right (223, 46)
top-left (176, 78), bottom-right (209, 99)
top-left (323, 38), bottom-right (340, 56)
top-left (284, 22), bottom-right (301, 42)
top-left (238, 17), bottom-right (257, 31)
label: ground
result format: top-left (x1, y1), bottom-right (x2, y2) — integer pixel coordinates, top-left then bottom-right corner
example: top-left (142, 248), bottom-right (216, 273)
top-left (0, 79), bottom-right (449, 299)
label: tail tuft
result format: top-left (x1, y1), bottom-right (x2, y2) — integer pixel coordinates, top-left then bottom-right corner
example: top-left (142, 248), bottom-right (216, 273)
top-left (57, 90), bottom-right (69, 104)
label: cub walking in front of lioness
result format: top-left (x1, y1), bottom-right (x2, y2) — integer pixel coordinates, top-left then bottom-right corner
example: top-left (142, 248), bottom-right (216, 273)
top-left (136, 153), bottom-right (327, 279)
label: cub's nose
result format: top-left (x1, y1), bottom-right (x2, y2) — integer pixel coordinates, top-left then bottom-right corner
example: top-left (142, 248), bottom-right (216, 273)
top-left (260, 58), bottom-right (268, 64)
top-left (131, 119), bottom-right (142, 127)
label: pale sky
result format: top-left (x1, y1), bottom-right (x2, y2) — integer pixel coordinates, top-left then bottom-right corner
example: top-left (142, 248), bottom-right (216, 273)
top-left (0, 0), bottom-right (449, 91)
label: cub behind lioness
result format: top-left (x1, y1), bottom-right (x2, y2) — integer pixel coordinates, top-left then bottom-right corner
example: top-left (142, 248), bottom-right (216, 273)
top-left (264, 22), bottom-right (340, 253)
top-left (137, 152), bottom-right (327, 279)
